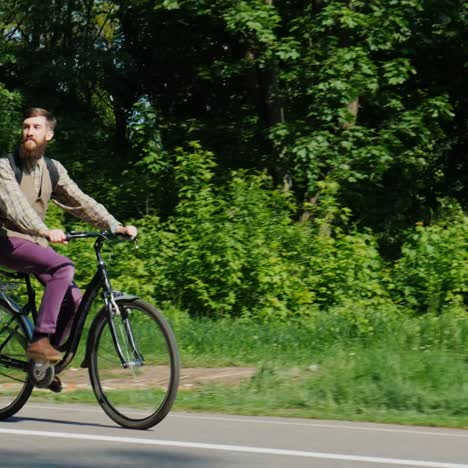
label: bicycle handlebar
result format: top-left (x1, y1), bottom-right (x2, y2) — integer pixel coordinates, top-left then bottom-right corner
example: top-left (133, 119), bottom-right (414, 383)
top-left (65, 231), bottom-right (135, 242)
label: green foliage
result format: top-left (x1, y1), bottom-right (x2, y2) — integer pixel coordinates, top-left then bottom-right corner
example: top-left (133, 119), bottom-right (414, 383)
top-left (101, 143), bottom-right (401, 320)
top-left (223, 1), bottom-right (280, 45)
top-left (393, 202), bottom-right (468, 314)
top-left (160, 144), bottom-right (391, 319)
top-left (269, 2), bottom-right (455, 224)
top-left (52, 141), bottom-right (461, 322)
top-left (306, 232), bottom-right (393, 308)
top-left (156, 143), bottom-right (309, 318)
top-left (124, 98), bottom-right (174, 217)
top-left (0, 84), bottom-right (21, 153)
top-left (0, 0), bottom-right (466, 322)
top-left (129, 99), bottom-right (166, 175)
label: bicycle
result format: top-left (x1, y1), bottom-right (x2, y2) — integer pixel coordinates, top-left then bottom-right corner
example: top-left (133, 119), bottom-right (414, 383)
top-left (0, 231), bottom-right (180, 430)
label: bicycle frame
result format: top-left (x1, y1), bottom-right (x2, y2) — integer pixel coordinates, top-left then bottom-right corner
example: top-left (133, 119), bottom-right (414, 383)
top-left (57, 232), bottom-right (143, 373)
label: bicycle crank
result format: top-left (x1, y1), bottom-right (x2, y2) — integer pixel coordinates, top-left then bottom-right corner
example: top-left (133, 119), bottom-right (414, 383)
top-left (28, 360), bottom-right (55, 388)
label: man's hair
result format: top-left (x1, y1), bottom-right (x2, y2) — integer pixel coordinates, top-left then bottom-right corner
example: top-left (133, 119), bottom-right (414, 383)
top-left (23, 107), bottom-right (57, 130)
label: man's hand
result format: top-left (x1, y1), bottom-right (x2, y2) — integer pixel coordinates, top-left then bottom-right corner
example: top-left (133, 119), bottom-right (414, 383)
top-left (115, 225), bottom-right (138, 239)
top-left (43, 229), bottom-right (68, 244)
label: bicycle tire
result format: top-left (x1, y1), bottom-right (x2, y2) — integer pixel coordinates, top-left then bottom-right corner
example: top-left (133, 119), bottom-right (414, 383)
top-left (0, 301), bottom-right (34, 419)
top-left (88, 298), bottom-right (180, 430)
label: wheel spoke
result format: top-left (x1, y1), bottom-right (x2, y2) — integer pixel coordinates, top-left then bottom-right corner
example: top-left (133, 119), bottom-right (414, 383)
top-left (0, 318), bottom-right (18, 353)
top-left (0, 370), bottom-right (27, 384)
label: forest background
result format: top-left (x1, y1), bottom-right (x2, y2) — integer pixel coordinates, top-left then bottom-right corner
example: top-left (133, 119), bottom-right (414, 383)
top-left (0, 0), bottom-right (467, 424)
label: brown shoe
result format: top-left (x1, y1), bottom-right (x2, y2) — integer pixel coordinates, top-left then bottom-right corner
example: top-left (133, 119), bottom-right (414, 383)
top-left (26, 337), bottom-right (63, 363)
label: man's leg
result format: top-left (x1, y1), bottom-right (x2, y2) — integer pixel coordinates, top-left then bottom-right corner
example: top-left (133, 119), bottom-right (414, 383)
top-left (49, 282), bottom-right (82, 348)
top-left (0, 237), bottom-right (77, 360)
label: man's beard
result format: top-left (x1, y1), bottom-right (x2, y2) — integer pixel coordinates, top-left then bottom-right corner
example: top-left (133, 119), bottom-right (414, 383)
top-left (19, 139), bottom-right (48, 161)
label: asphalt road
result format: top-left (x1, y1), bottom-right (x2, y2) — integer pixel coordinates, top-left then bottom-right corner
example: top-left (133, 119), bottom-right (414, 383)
top-left (0, 403), bottom-right (467, 467)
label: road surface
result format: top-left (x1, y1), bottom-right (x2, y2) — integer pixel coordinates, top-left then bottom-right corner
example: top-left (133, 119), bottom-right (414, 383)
top-left (0, 403), bottom-right (467, 467)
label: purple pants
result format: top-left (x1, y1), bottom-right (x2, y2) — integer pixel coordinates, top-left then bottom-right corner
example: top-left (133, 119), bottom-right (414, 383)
top-left (0, 236), bottom-right (82, 346)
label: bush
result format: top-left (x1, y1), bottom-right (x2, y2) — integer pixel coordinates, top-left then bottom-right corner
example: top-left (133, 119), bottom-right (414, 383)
top-left (153, 143), bottom-right (314, 318)
top-left (106, 143), bottom-right (397, 321)
top-left (392, 202), bottom-right (468, 314)
top-left (54, 144), bottom-right (466, 321)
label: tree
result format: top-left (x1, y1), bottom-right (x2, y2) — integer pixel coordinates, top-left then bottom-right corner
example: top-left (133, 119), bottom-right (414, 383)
top-left (0, 0), bottom-right (465, 248)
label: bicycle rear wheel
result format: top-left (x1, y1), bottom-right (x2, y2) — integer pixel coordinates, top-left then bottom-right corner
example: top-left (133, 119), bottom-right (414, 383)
top-left (88, 299), bottom-right (180, 429)
top-left (0, 302), bottom-right (33, 419)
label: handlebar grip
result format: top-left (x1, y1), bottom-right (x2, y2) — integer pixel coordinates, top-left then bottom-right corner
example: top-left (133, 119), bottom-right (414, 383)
top-left (64, 231), bottom-right (99, 241)
top-left (115, 232), bottom-right (135, 240)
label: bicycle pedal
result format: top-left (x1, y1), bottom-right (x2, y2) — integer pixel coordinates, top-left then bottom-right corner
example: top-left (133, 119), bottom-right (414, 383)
top-left (48, 376), bottom-right (63, 393)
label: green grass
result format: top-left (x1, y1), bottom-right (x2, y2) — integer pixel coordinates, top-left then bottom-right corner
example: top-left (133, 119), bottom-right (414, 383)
top-left (29, 308), bottom-right (468, 428)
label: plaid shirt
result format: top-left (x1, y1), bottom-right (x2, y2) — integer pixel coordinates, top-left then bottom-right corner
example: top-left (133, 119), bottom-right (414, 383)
top-left (0, 156), bottom-right (121, 236)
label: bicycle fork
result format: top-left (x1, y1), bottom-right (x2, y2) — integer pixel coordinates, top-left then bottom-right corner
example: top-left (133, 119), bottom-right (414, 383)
top-left (104, 292), bottom-right (145, 369)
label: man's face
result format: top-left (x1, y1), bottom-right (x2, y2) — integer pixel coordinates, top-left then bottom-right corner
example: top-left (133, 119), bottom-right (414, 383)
top-left (21, 116), bottom-right (54, 155)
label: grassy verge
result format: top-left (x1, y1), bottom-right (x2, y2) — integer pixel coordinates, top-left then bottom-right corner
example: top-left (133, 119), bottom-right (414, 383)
top-left (30, 308), bottom-right (468, 428)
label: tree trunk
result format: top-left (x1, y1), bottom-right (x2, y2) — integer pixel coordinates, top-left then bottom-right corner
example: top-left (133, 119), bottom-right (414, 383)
top-left (263, 0), bottom-right (289, 188)
top-left (342, 97), bottom-right (359, 129)
top-left (299, 192), bottom-right (320, 223)
top-left (243, 1), bottom-right (287, 186)
top-left (244, 49), bottom-right (264, 122)
top-left (311, 0), bottom-right (323, 13)
top-left (341, 2), bottom-right (359, 129)
top-left (261, 66), bottom-right (285, 128)
top-left (262, 0), bottom-right (283, 127)
top-left (113, 102), bottom-right (130, 159)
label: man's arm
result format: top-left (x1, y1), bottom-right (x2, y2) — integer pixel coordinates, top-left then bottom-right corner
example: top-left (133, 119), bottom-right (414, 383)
top-left (51, 160), bottom-right (122, 232)
top-left (0, 158), bottom-right (49, 236)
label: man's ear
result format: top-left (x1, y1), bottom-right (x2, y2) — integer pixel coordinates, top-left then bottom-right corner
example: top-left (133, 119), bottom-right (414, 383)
top-left (45, 130), bottom-right (54, 142)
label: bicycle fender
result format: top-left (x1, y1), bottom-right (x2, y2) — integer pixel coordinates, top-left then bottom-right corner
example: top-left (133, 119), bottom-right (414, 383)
top-left (112, 291), bottom-right (139, 302)
top-left (80, 294), bottom-right (139, 368)
top-left (0, 292), bottom-right (22, 314)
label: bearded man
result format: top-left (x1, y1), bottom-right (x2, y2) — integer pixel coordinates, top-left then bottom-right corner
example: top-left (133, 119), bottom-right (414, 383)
top-left (0, 107), bottom-right (137, 363)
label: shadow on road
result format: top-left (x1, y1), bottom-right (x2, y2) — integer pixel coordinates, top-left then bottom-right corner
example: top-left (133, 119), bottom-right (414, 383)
top-left (0, 447), bottom-right (224, 467)
top-left (4, 415), bottom-right (119, 430)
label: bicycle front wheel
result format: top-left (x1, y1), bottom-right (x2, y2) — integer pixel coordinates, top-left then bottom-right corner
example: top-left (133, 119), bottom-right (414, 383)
top-left (0, 302), bottom-right (33, 419)
top-left (88, 299), bottom-right (180, 429)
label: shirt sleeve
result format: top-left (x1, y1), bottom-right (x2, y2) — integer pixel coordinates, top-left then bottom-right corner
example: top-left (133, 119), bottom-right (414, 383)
top-left (51, 160), bottom-right (121, 232)
top-left (0, 158), bottom-right (49, 235)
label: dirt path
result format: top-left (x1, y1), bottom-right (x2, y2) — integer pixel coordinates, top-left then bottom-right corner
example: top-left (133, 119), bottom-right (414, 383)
top-left (54, 366), bottom-right (257, 392)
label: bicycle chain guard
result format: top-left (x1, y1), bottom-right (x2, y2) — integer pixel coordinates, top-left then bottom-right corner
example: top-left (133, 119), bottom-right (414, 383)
top-left (28, 360), bottom-right (55, 388)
